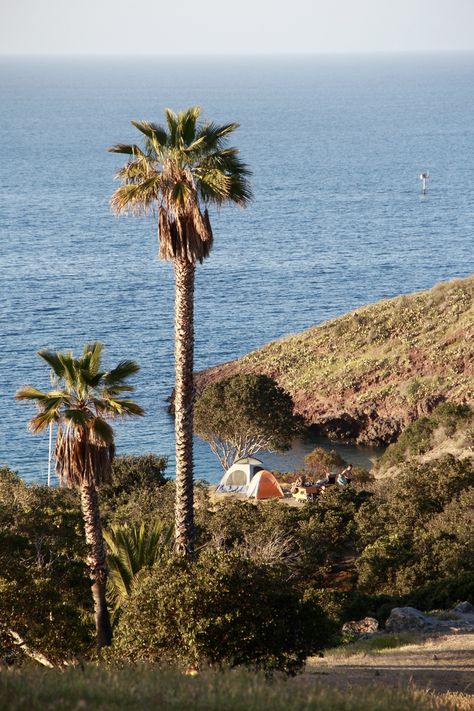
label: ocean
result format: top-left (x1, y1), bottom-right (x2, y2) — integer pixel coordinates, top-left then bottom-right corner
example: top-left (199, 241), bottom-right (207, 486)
top-left (1, 54), bottom-right (473, 483)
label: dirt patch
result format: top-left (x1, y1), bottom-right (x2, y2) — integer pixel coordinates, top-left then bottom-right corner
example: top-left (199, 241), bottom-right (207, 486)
top-left (305, 633), bottom-right (474, 697)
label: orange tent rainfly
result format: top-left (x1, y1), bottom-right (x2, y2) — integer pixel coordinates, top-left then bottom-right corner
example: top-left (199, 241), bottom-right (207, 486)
top-left (246, 470), bottom-right (284, 500)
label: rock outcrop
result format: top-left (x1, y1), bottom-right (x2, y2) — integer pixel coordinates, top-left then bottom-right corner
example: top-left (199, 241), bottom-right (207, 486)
top-left (385, 605), bottom-right (474, 634)
top-left (342, 617), bottom-right (379, 639)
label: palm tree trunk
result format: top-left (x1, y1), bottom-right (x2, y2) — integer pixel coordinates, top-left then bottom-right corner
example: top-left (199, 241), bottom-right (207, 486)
top-left (174, 257), bottom-right (195, 555)
top-left (80, 482), bottom-right (112, 648)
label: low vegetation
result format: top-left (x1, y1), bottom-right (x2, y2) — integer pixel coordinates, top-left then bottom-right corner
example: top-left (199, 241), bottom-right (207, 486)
top-left (2, 444), bottom-right (473, 674)
top-left (325, 632), bottom-right (420, 657)
top-left (376, 402), bottom-right (474, 473)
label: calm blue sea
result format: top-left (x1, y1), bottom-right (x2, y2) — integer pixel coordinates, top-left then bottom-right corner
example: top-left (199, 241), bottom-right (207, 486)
top-left (1, 54), bottom-right (473, 484)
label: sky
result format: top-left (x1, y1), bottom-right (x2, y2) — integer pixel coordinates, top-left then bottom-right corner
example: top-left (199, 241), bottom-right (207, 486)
top-left (1, 0), bottom-right (473, 55)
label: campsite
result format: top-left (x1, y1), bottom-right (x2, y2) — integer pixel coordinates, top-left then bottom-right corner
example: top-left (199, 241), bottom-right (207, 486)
top-left (215, 455), bottom-right (353, 502)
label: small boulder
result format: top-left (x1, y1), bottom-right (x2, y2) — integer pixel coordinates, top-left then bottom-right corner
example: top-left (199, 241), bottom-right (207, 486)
top-left (453, 601), bottom-right (474, 615)
top-left (385, 607), bottom-right (433, 633)
top-left (342, 617), bottom-right (379, 639)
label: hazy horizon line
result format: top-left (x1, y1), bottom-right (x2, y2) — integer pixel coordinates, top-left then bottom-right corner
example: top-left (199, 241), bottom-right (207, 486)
top-left (1, 49), bottom-right (474, 58)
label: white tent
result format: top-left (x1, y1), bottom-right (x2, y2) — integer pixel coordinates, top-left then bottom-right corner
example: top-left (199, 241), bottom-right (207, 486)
top-left (216, 457), bottom-right (264, 494)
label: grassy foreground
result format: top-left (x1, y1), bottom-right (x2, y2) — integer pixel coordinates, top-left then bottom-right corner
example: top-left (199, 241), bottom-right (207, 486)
top-left (0, 666), bottom-right (471, 711)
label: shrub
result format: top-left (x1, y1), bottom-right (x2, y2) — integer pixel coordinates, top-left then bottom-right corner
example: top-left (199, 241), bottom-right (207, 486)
top-left (405, 572), bottom-right (474, 612)
top-left (100, 455), bottom-right (170, 527)
top-left (355, 457), bottom-right (474, 594)
top-left (111, 549), bottom-right (330, 674)
top-left (430, 402), bottom-right (473, 437)
top-left (0, 468), bottom-right (92, 663)
top-left (304, 448), bottom-right (347, 478)
top-left (377, 417), bottom-right (434, 468)
top-left (377, 402), bottom-right (473, 470)
top-left (104, 453), bottom-right (168, 497)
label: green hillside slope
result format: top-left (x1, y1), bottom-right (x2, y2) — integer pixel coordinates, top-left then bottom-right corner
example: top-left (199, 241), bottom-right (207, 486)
top-left (197, 276), bottom-right (474, 445)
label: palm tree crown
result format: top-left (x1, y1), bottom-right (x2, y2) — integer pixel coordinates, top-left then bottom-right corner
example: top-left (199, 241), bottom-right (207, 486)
top-left (16, 342), bottom-right (144, 487)
top-left (109, 106), bottom-right (252, 264)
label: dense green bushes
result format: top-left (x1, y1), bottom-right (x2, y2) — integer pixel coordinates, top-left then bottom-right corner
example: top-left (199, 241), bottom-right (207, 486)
top-left (3, 440), bottom-right (473, 670)
top-left (355, 456), bottom-right (474, 595)
top-left (0, 467), bottom-right (92, 662)
top-left (100, 454), bottom-right (169, 526)
top-left (0, 455), bottom-right (169, 663)
top-left (110, 548), bottom-right (330, 674)
top-left (203, 487), bottom-right (366, 589)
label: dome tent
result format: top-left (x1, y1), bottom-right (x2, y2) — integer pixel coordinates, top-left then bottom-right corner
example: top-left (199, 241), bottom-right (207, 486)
top-left (246, 470), bottom-right (284, 500)
top-left (216, 457), bottom-right (264, 494)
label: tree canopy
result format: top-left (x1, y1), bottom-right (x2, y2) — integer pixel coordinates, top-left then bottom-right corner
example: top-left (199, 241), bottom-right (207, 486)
top-left (194, 374), bottom-right (297, 470)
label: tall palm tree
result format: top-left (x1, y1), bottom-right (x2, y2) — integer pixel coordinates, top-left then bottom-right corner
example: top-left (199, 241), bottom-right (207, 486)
top-left (109, 107), bottom-right (252, 555)
top-left (15, 342), bottom-right (143, 648)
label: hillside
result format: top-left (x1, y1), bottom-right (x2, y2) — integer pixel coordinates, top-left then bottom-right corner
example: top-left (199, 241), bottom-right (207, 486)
top-left (197, 276), bottom-right (474, 445)
top-left (374, 401), bottom-right (474, 477)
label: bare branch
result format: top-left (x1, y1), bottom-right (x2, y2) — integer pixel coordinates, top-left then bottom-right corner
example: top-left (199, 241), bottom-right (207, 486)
top-left (8, 630), bottom-right (55, 668)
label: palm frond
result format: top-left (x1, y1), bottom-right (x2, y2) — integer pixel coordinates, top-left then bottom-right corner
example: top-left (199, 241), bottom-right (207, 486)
top-left (82, 341), bottom-right (103, 374)
top-left (15, 385), bottom-right (50, 402)
top-left (178, 106), bottom-right (201, 146)
top-left (164, 108), bottom-right (178, 145)
top-left (196, 170), bottom-right (231, 202)
top-left (78, 369), bottom-right (104, 389)
top-left (91, 417), bottom-right (114, 445)
top-left (29, 409), bottom-right (57, 433)
top-left (100, 385), bottom-right (135, 400)
top-left (39, 394), bottom-right (64, 413)
top-left (37, 350), bottom-right (66, 378)
top-left (114, 158), bottom-right (154, 183)
top-left (171, 179), bottom-right (192, 209)
top-left (194, 121), bottom-right (241, 155)
top-left (194, 148), bottom-right (252, 205)
top-left (130, 120), bottom-right (169, 148)
top-left (104, 521), bottom-right (173, 614)
top-left (227, 172), bottom-right (254, 206)
top-left (104, 360), bottom-right (140, 386)
top-left (57, 353), bottom-right (77, 391)
top-left (108, 143), bottom-right (145, 157)
top-left (106, 399), bottom-right (145, 418)
top-left (110, 179), bottom-right (160, 215)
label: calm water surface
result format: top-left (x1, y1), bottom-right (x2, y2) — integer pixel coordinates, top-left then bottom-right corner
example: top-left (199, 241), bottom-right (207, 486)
top-left (1, 55), bottom-right (473, 483)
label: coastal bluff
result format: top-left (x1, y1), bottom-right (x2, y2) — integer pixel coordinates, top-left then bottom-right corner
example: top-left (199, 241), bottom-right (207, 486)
top-left (196, 276), bottom-right (474, 446)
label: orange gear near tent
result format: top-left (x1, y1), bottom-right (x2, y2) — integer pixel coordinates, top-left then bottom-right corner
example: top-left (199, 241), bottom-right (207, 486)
top-left (246, 470), bottom-right (284, 500)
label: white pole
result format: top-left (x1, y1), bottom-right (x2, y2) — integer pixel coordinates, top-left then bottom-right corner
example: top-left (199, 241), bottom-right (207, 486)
top-left (48, 422), bottom-right (53, 487)
top-left (420, 172), bottom-right (429, 195)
